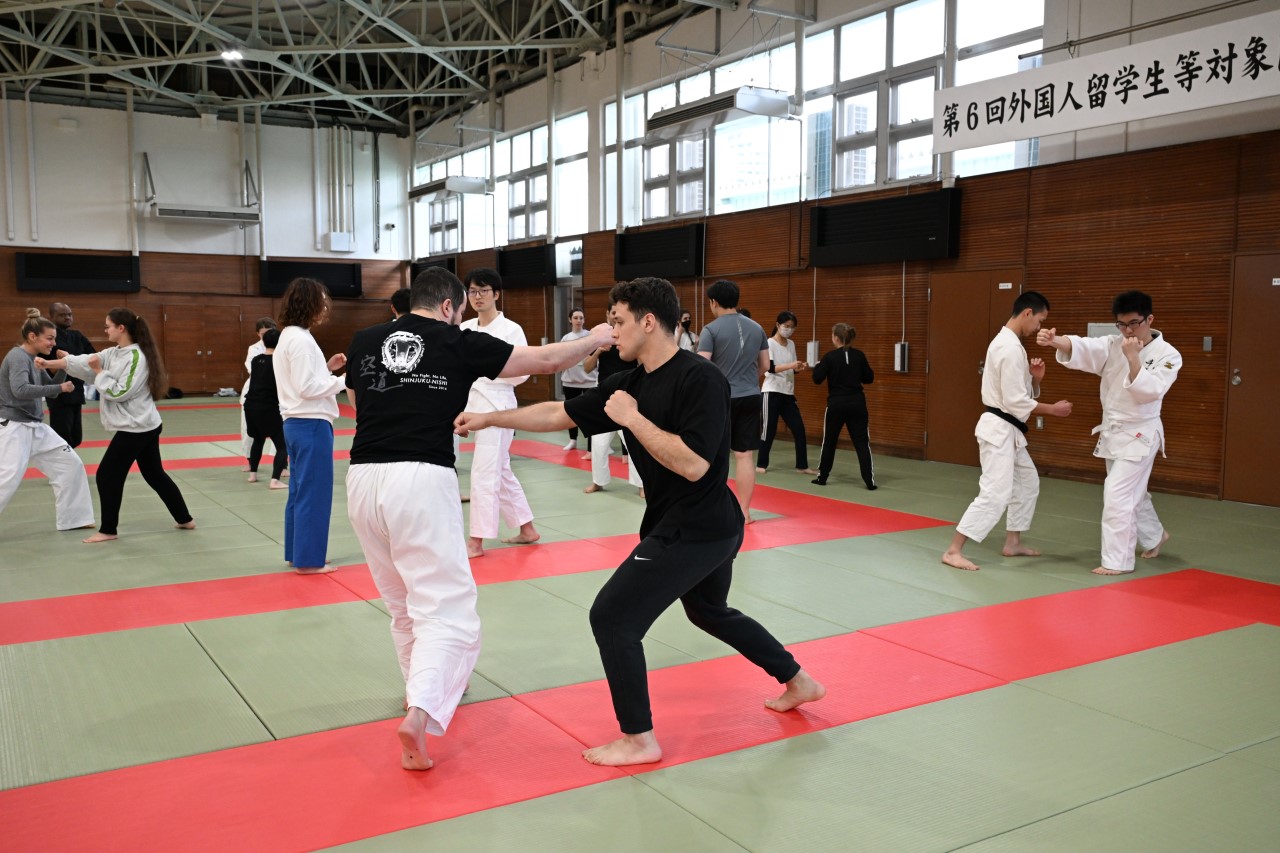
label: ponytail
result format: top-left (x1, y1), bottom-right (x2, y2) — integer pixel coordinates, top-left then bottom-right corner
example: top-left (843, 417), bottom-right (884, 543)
top-left (832, 323), bottom-right (856, 347)
top-left (107, 307), bottom-right (168, 400)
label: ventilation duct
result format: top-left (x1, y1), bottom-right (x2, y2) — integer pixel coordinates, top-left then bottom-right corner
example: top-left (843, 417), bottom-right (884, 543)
top-left (408, 175), bottom-right (489, 201)
top-left (150, 202), bottom-right (260, 224)
top-left (645, 86), bottom-right (794, 139)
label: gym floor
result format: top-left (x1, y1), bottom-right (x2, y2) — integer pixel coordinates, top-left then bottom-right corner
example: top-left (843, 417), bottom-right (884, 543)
top-left (2, 398), bottom-right (1278, 852)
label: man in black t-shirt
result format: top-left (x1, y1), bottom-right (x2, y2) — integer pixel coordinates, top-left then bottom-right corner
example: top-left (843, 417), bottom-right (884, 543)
top-left (456, 277), bottom-right (825, 768)
top-left (45, 302), bottom-right (96, 448)
top-left (344, 267), bottom-right (613, 772)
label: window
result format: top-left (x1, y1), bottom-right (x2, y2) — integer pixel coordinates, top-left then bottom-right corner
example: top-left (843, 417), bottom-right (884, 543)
top-left (554, 112), bottom-right (590, 236)
top-left (505, 128), bottom-right (548, 241)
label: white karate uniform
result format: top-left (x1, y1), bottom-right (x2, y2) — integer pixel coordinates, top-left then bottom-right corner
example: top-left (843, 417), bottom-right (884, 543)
top-left (0, 421), bottom-right (96, 530)
top-left (955, 326), bottom-right (1040, 543)
top-left (460, 312), bottom-right (534, 539)
top-left (346, 462), bottom-right (478, 735)
top-left (590, 430), bottom-right (644, 489)
top-left (1057, 331), bottom-right (1181, 572)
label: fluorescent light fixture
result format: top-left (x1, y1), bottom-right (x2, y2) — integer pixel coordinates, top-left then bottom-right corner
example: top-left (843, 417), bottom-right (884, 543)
top-left (408, 175), bottom-right (490, 201)
top-left (646, 86), bottom-right (794, 139)
top-left (221, 48), bottom-right (243, 61)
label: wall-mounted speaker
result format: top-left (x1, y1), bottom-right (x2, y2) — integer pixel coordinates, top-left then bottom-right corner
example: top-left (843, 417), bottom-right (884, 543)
top-left (16, 252), bottom-right (141, 293)
top-left (810, 189), bottom-right (960, 267)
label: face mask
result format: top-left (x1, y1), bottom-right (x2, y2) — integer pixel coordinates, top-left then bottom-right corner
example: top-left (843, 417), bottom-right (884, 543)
top-left (779, 326), bottom-right (794, 338)
top-left (681, 319), bottom-right (691, 329)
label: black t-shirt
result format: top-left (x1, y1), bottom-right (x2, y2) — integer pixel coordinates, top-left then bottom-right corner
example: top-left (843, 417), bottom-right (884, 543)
top-left (345, 314), bottom-right (513, 467)
top-left (244, 353), bottom-right (279, 409)
top-left (48, 327), bottom-right (96, 406)
top-left (813, 346), bottom-right (874, 402)
top-left (596, 346), bottom-right (636, 381)
top-left (565, 349), bottom-right (741, 541)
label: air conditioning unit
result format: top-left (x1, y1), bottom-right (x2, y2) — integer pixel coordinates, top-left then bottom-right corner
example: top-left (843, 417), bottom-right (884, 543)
top-left (646, 86), bottom-right (795, 139)
top-left (407, 175), bottom-right (490, 201)
top-left (150, 202), bottom-right (261, 225)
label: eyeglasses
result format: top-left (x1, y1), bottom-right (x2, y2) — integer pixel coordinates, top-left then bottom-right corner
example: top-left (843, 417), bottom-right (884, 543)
top-left (1114, 317), bottom-right (1149, 330)
top-left (467, 287), bottom-right (493, 297)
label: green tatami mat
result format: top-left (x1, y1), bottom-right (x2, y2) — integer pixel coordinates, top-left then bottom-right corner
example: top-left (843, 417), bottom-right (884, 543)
top-left (958, 753), bottom-right (1280, 852)
top-left (639, 683), bottom-right (1218, 852)
top-left (1236, 735), bottom-right (1280, 772)
top-left (188, 601), bottom-right (411, 739)
top-left (0, 625), bottom-right (270, 789)
top-left (328, 776), bottom-right (747, 852)
top-left (730, 546), bottom-right (977, 630)
top-left (1020, 624), bottom-right (1280, 753)
top-left (474, 579), bottom-right (696, 696)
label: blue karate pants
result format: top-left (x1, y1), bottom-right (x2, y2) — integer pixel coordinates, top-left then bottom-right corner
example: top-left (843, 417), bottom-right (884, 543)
top-left (283, 417), bottom-right (334, 569)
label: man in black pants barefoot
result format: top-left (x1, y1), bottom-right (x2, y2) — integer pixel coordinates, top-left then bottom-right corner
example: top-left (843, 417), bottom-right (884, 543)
top-left (455, 276), bottom-right (825, 767)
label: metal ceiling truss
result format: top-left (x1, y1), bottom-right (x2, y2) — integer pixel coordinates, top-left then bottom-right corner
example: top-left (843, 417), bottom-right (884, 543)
top-left (0, 0), bottom-right (692, 134)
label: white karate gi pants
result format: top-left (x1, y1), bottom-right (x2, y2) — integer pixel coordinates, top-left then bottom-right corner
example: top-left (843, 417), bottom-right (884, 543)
top-left (956, 423), bottom-right (1039, 543)
top-left (468, 425), bottom-right (534, 539)
top-left (346, 462), bottom-right (480, 736)
top-left (0, 420), bottom-right (95, 530)
top-left (591, 430), bottom-right (643, 489)
top-left (1100, 454), bottom-right (1163, 573)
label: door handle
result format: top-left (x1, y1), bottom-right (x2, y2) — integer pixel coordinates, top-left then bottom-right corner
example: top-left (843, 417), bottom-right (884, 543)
top-left (1231, 368), bottom-right (1242, 386)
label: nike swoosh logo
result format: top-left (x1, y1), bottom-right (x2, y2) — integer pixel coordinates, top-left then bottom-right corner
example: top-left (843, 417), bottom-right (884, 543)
top-left (634, 556), bottom-right (652, 561)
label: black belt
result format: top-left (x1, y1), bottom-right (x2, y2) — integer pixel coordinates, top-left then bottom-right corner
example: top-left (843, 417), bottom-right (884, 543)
top-left (985, 406), bottom-right (1028, 435)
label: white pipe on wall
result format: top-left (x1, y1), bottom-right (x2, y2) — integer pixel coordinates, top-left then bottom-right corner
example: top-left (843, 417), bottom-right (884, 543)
top-left (3, 86), bottom-right (16, 241)
top-left (24, 89), bottom-right (38, 241)
top-left (255, 105), bottom-right (266, 260)
top-left (312, 118), bottom-right (323, 250)
top-left (125, 88), bottom-right (137, 256)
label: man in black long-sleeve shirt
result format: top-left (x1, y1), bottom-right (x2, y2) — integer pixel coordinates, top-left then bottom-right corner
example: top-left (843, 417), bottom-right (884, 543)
top-left (811, 323), bottom-right (876, 489)
top-left (45, 303), bottom-right (96, 448)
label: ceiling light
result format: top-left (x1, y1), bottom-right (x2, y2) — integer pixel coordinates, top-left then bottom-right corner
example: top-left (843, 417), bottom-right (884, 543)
top-left (221, 49), bottom-right (243, 62)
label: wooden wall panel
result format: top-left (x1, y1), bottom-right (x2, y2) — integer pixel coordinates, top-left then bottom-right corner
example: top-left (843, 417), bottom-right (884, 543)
top-left (1236, 133), bottom-right (1280, 253)
top-left (933, 171), bottom-right (1030, 272)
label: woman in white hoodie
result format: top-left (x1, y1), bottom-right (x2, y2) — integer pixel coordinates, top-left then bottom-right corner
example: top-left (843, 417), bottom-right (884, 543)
top-left (40, 307), bottom-right (194, 543)
top-left (273, 278), bottom-right (347, 573)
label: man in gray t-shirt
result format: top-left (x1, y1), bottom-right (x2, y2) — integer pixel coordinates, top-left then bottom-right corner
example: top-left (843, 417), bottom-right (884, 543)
top-left (698, 279), bottom-right (769, 523)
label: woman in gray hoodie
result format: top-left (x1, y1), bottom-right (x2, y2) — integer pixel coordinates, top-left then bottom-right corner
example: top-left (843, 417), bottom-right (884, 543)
top-left (39, 307), bottom-right (194, 543)
top-left (0, 309), bottom-right (95, 530)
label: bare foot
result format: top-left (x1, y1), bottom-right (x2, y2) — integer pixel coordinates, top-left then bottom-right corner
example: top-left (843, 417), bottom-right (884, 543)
top-left (241, 464), bottom-right (251, 472)
top-left (582, 731), bottom-right (662, 766)
top-left (398, 708), bottom-right (434, 771)
top-left (744, 514), bottom-right (756, 525)
top-left (1091, 566), bottom-right (1132, 576)
top-left (765, 669), bottom-right (827, 713)
top-left (247, 472), bottom-right (258, 483)
top-left (269, 479), bottom-right (287, 489)
top-left (1141, 530), bottom-right (1171, 559)
top-left (583, 483), bottom-right (605, 494)
top-left (460, 494), bottom-right (470, 503)
top-left (83, 532), bottom-right (118, 544)
top-left (798, 468), bottom-right (818, 475)
top-left (1002, 544), bottom-right (1041, 557)
top-left (467, 537), bottom-right (485, 559)
top-left (942, 549), bottom-right (980, 571)
top-left (502, 524), bottom-right (540, 545)
top-left (176, 520), bottom-right (196, 530)
top-left (294, 564), bottom-right (337, 575)
top-left (287, 559), bottom-right (331, 568)
top-left (580, 452), bottom-right (591, 461)
top-left (755, 467), bottom-right (767, 474)
top-left (638, 488), bottom-right (645, 499)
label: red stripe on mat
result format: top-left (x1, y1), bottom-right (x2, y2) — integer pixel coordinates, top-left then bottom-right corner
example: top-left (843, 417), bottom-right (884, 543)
top-left (2, 571), bottom-right (1262, 852)
top-left (862, 582), bottom-right (1254, 681)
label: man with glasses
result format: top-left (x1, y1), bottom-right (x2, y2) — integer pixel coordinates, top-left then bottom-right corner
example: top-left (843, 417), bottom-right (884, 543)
top-left (459, 268), bottom-right (540, 558)
top-left (942, 291), bottom-right (1074, 572)
top-left (1037, 291), bottom-right (1181, 575)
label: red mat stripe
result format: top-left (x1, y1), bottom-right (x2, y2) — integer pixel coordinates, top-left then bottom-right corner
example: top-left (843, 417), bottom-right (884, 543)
top-left (1, 571), bottom-right (1263, 852)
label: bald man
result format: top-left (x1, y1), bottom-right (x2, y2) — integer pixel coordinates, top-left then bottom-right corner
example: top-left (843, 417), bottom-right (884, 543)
top-left (45, 303), bottom-right (96, 448)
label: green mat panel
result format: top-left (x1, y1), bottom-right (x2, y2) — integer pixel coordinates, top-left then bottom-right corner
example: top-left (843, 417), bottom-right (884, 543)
top-left (0, 625), bottom-right (271, 789)
top-left (959, 754), bottom-right (1280, 852)
top-left (1021, 624), bottom-right (1280, 753)
top-left (327, 776), bottom-right (747, 852)
top-left (638, 684), bottom-right (1218, 852)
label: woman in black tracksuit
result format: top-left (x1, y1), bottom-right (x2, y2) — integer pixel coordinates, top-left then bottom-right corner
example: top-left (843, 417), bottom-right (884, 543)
top-left (811, 323), bottom-right (876, 489)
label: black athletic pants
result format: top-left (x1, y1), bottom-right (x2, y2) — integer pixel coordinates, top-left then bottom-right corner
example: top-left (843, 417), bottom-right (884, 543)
top-left (817, 397), bottom-right (875, 487)
top-left (758, 391), bottom-right (809, 470)
top-left (562, 386), bottom-right (591, 449)
top-left (95, 425), bottom-right (192, 535)
top-left (47, 402), bottom-right (83, 449)
top-left (245, 405), bottom-right (289, 480)
top-left (589, 528), bottom-right (800, 734)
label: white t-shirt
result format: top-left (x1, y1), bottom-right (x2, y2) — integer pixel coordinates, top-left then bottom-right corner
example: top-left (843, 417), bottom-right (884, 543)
top-left (761, 337), bottom-right (797, 395)
top-left (559, 329), bottom-right (597, 388)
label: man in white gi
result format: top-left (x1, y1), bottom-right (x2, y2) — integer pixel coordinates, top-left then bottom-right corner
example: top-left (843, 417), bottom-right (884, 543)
top-left (460, 268), bottom-right (539, 558)
top-left (1037, 290), bottom-right (1180, 575)
top-left (942, 291), bottom-right (1073, 572)
top-left (344, 267), bottom-right (613, 770)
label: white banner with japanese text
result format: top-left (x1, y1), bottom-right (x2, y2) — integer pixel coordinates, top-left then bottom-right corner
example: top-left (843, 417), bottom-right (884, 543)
top-left (934, 9), bottom-right (1280, 153)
